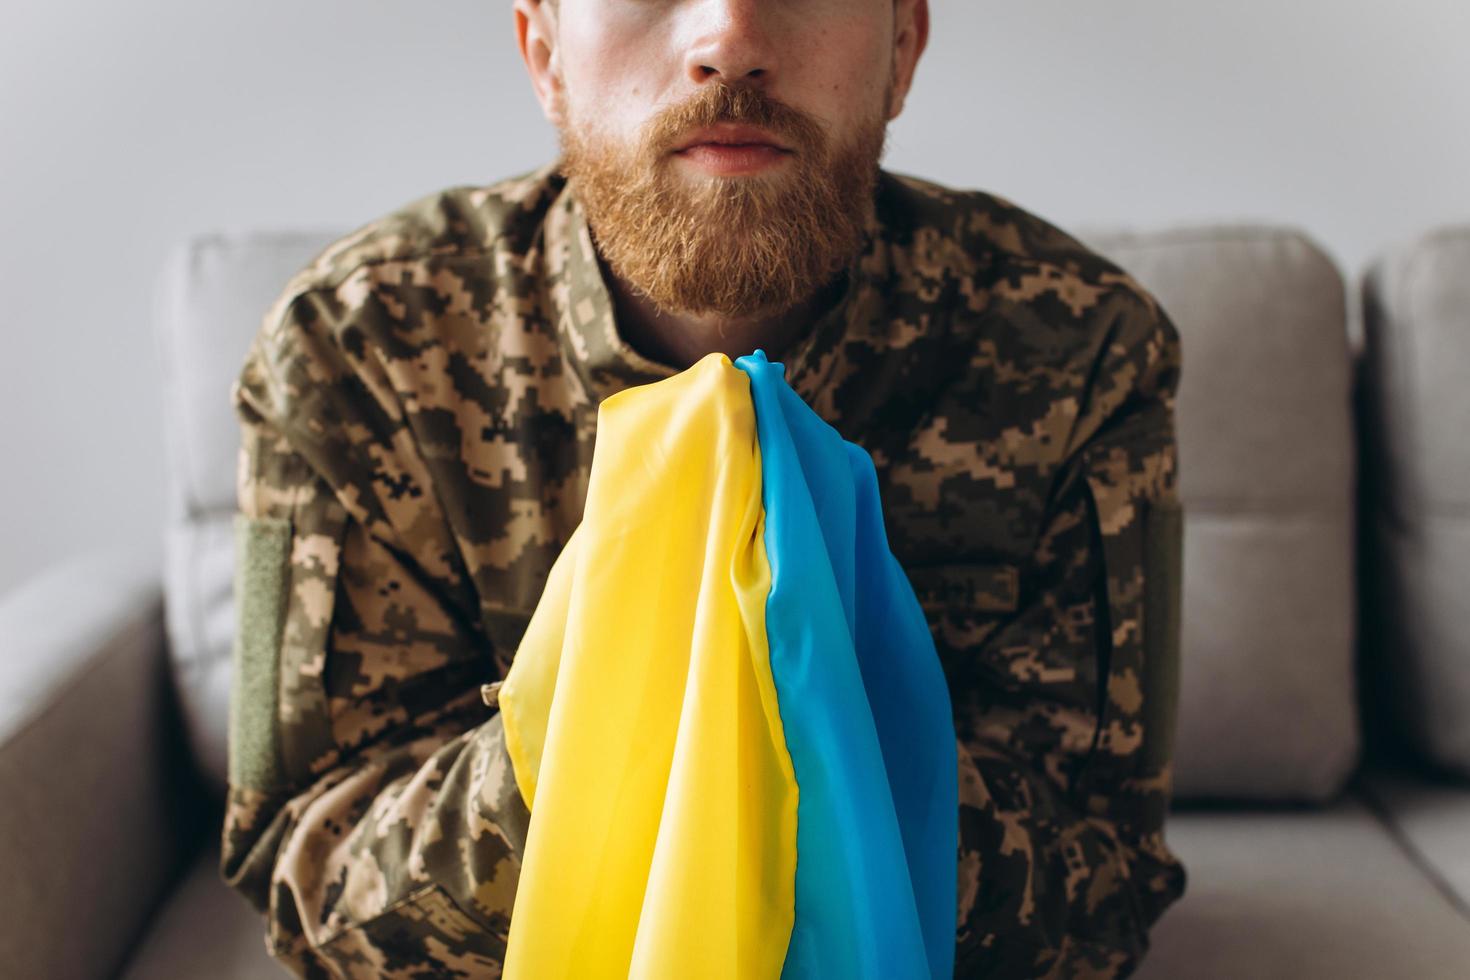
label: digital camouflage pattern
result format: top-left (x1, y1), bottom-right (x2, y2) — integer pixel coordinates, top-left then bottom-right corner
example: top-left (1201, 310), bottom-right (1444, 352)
top-left (222, 160), bottom-right (1187, 978)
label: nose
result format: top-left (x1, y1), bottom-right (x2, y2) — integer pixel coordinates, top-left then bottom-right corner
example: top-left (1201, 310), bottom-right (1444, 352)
top-left (684, 0), bottom-right (777, 86)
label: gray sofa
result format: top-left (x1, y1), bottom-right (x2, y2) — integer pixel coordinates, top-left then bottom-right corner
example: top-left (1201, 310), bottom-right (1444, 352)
top-left (2, 215), bottom-right (1467, 979)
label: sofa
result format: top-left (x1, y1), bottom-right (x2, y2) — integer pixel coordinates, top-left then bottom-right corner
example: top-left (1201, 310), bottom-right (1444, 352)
top-left (1, 211), bottom-right (1466, 979)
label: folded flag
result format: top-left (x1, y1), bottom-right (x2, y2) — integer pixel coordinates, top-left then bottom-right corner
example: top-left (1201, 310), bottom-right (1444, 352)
top-left (498, 348), bottom-right (957, 979)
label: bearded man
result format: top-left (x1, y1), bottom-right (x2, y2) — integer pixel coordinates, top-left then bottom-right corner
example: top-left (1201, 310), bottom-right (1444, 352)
top-left (220, 1), bottom-right (1188, 976)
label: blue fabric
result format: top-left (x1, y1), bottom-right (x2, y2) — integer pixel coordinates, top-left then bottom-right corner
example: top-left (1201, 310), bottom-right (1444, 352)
top-left (735, 349), bottom-right (958, 980)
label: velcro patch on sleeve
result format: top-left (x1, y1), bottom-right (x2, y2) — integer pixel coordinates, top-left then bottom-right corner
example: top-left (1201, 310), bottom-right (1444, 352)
top-left (228, 513), bottom-right (294, 792)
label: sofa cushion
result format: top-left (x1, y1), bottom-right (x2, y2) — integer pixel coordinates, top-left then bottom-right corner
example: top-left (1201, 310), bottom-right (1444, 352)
top-left (123, 789), bottom-right (1470, 980)
top-left (1360, 227), bottom-right (1470, 777)
top-left (155, 233), bottom-right (344, 795)
top-left (118, 835), bottom-right (283, 980)
top-left (1080, 225), bottom-right (1358, 801)
top-left (0, 552), bottom-right (200, 980)
top-left (1136, 789), bottom-right (1470, 979)
top-left (1359, 765), bottom-right (1470, 915)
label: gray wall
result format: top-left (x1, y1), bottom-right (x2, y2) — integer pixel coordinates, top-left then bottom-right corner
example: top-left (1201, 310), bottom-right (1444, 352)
top-left (2, 1), bottom-right (1467, 598)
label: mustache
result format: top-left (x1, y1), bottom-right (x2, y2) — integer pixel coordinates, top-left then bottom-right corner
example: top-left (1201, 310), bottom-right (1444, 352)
top-left (644, 83), bottom-right (828, 159)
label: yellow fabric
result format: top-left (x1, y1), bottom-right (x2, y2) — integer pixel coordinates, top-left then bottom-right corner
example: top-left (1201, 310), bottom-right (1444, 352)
top-left (498, 353), bottom-right (799, 979)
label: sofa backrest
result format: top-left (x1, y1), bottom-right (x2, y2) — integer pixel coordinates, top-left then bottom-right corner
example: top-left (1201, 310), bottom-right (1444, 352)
top-left (1078, 226), bottom-right (1361, 802)
top-left (157, 221), bottom-right (1365, 804)
top-left (1359, 227), bottom-right (1470, 780)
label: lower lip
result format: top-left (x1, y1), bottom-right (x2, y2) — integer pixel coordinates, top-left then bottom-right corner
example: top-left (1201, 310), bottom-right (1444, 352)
top-left (674, 143), bottom-right (791, 176)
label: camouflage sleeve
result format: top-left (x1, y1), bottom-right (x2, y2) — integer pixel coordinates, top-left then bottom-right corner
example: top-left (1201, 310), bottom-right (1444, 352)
top-left (948, 288), bottom-right (1187, 978)
top-left (220, 338), bottom-right (531, 978)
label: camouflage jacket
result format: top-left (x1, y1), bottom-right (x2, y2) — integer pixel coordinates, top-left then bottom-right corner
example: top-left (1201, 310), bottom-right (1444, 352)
top-left (221, 161), bottom-right (1187, 979)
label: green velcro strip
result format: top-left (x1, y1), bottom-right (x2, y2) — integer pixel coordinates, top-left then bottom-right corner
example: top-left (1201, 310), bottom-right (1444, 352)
top-left (229, 512), bottom-right (293, 791)
top-left (1142, 498), bottom-right (1184, 772)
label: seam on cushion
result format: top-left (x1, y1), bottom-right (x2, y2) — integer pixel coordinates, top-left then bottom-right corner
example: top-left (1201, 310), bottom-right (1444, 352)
top-left (1396, 238), bottom-right (1429, 523)
top-left (1354, 773), bottom-right (1470, 927)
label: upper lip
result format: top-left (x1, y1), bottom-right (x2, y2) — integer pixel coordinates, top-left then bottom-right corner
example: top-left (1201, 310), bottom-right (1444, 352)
top-left (673, 123), bottom-right (792, 153)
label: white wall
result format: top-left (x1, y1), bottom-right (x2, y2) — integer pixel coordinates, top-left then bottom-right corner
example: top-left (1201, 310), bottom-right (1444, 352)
top-left (2, 1), bottom-right (1467, 597)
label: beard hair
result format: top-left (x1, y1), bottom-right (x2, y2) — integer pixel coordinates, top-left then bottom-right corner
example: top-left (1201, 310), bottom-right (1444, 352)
top-left (555, 81), bottom-right (890, 319)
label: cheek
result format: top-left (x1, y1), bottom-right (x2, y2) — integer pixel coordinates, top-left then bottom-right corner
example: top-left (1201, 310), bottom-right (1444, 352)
top-left (558, 12), bottom-right (680, 140)
top-left (788, 14), bottom-right (892, 118)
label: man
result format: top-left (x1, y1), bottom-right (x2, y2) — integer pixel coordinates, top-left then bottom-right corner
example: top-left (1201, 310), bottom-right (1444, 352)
top-left (221, 0), bottom-right (1188, 976)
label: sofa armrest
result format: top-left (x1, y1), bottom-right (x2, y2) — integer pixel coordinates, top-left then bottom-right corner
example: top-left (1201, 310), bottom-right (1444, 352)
top-left (0, 549), bottom-right (210, 980)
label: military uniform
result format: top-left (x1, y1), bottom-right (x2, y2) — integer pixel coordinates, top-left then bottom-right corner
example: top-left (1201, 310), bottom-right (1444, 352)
top-left (222, 161), bottom-right (1187, 979)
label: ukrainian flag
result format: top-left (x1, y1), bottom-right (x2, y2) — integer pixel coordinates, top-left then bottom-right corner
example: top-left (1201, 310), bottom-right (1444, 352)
top-left (498, 349), bottom-right (957, 979)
